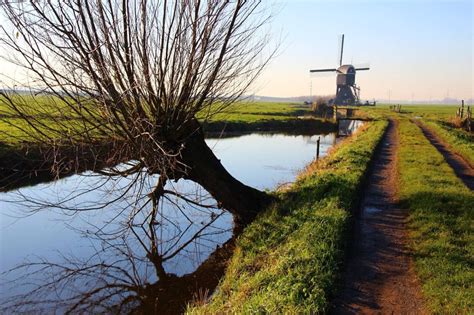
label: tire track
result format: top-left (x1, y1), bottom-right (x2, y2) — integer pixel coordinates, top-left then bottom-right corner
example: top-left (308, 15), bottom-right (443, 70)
top-left (413, 120), bottom-right (474, 190)
top-left (331, 119), bottom-right (426, 314)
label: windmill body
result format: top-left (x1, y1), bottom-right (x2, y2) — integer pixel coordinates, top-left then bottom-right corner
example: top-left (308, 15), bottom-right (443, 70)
top-left (310, 35), bottom-right (370, 106)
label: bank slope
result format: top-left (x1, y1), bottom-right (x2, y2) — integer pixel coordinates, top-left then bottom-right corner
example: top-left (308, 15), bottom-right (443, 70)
top-left (187, 120), bottom-right (388, 313)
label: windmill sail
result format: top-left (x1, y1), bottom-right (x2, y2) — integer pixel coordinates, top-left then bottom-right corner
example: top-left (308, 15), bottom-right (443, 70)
top-left (339, 34), bottom-right (345, 66)
top-left (309, 68), bottom-right (337, 73)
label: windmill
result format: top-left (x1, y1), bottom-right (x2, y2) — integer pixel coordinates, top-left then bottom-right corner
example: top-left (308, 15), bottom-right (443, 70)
top-left (310, 34), bottom-right (370, 106)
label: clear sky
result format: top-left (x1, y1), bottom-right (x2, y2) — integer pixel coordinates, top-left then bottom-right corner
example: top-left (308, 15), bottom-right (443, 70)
top-left (0, 0), bottom-right (472, 102)
top-left (254, 0), bottom-right (473, 101)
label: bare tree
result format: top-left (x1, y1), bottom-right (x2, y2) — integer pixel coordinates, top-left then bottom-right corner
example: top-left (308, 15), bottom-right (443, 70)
top-left (0, 0), bottom-right (277, 226)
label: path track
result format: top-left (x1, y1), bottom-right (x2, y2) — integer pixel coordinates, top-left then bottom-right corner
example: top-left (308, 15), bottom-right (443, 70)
top-left (414, 120), bottom-right (474, 190)
top-left (331, 119), bottom-right (426, 314)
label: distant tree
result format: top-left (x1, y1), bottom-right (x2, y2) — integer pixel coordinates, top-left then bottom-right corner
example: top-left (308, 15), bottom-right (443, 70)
top-left (311, 95), bottom-right (335, 118)
top-left (0, 0), bottom-right (277, 226)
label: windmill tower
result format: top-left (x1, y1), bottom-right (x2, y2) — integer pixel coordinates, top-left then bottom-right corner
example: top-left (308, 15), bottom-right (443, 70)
top-left (310, 34), bottom-right (370, 106)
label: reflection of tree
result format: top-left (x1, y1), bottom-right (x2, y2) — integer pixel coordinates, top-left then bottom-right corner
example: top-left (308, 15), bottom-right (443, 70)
top-left (1, 194), bottom-right (233, 314)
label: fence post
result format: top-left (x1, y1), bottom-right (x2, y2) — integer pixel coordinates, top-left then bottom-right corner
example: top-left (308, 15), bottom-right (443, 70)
top-left (467, 106), bottom-right (472, 132)
top-left (316, 136), bottom-right (321, 160)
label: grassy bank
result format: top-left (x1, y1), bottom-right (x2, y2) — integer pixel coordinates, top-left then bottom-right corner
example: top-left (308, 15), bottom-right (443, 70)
top-left (207, 102), bottom-right (310, 123)
top-left (203, 118), bottom-right (335, 135)
top-left (188, 120), bottom-right (388, 313)
top-left (398, 119), bottom-right (474, 313)
top-left (1, 100), bottom-right (318, 147)
top-left (421, 120), bottom-right (474, 167)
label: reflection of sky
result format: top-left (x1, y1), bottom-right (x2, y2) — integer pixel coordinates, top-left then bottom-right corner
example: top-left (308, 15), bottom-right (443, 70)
top-left (0, 132), bottom-right (338, 300)
top-left (208, 133), bottom-right (336, 190)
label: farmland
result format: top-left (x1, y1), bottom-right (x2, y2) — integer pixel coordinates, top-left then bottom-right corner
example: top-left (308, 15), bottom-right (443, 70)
top-left (0, 101), bottom-right (472, 313)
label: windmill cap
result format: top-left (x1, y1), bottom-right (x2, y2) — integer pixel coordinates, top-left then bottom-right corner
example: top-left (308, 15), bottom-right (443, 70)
top-left (337, 65), bottom-right (355, 74)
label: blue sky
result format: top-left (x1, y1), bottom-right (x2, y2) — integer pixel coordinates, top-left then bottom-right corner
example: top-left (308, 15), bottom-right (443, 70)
top-left (0, 1), bottom-right (472, 101)
top-left (255, 0), bottom-right (473, 101)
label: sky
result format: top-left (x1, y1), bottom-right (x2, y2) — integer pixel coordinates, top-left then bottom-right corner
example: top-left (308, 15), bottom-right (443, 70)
top-left (254, 0), bottom-right (473, 101)
top-left (0, 0), bottom-right (472, 102)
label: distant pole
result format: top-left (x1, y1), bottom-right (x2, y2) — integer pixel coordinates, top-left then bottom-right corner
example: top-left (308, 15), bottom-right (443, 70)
top-left (316, 136), bottom-right (321, 160)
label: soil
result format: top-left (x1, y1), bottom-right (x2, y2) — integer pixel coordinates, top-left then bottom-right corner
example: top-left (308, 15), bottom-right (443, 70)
top-left (331, 119), bottom-right (427, 314)
top-left (414, 120), bottom-right (474, 190)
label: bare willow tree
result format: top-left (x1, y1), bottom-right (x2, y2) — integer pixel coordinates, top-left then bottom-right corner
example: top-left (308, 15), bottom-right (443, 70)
top-left (0, 0), bottom-right (276, 225)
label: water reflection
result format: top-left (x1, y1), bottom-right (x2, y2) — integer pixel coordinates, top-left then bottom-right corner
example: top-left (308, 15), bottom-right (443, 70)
top-left (1, 133), bottom-right (339, 312)
top-left (338, 119), bottom-right (365, 136)
top-left (2, 210), bottom-right (233, 313)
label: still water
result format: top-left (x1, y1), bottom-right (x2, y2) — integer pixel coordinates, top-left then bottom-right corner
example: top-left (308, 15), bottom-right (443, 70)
top-left (0, 132), bottom-right (337, 311)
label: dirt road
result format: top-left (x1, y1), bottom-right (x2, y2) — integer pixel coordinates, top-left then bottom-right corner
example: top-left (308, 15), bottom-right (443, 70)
top-left (331, 119), bottom-right (426, 314)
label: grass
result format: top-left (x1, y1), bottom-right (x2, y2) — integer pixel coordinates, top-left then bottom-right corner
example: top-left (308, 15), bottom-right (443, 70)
top-left (421, 120), bottom-right (474, 167)
top-left (201, 102), bottom-right (329, 133)
top-left (1, 99), bottom-right (324, 163)
top-left (395, 104), bottom-right (460, 120)
top-left (358, 103), bottom-right (461, 120)
top-left (187, 119), bottom-right (388, 313)
top-left (1, 98), bottom-right (312, 145)
top-left (397, 118), bottom-right (474, 313)
top-left (208, 102), bottom-right (310, 123)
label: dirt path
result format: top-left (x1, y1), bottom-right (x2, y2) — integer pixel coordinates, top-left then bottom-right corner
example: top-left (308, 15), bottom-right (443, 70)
top-left (414, 120), bottom-right (474, 190)
top-left (331, 119), bottom-right (426, 314)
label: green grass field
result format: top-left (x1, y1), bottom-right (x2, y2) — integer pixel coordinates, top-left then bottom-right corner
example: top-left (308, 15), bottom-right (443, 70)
top-left (398, 118), bottom-right (473, 313)
top-left (1, 98), bottom-right (311, 146)
top-left (359, 103), bottom-right (461, 120)
top-left (203, 101), bottom-right (311, 123)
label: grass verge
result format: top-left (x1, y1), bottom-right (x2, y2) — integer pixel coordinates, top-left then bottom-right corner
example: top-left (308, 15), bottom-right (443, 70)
top-left (398, 119), bottom-right (474, 313)
top-left (421, 119), bottom-right (474, 167)
top-left (187, 120), bottom-right (388, 313)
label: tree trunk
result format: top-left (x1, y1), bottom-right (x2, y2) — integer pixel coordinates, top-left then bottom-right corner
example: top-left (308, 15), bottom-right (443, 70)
top-left (180, 124), bottom-right (275, 227)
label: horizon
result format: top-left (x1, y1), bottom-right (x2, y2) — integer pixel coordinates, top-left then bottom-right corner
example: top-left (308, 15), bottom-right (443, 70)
top-left (250, 94), bottom-right (473, 105)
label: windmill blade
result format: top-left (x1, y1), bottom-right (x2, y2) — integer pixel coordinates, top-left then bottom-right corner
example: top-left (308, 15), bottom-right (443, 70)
top-left (353, 62), bottom-right (370, 70)
top-left (310, 68), bottom-right (337, 73)
top-left (338, 34), bottom-right (345, 66)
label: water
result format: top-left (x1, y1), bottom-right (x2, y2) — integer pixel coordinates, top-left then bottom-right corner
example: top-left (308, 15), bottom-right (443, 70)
top-left (0, 132), bottom-right (339, 312)
top-left (338, 119), bottom-right (365, 136)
